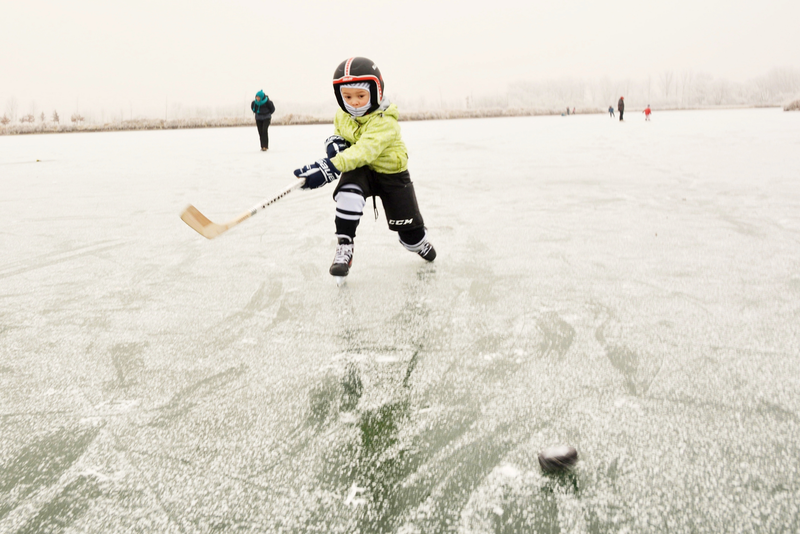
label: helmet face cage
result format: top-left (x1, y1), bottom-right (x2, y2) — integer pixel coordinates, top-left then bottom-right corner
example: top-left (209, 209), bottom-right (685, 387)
top-left (333, 57), bottom-right (384, 115)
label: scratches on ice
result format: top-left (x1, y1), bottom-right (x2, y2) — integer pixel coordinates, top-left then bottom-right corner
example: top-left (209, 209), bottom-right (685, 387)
top-left (0, 239), bottom-right (129, 280)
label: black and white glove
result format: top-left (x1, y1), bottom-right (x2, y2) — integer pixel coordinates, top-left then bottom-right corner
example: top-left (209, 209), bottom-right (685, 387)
top-left (294, 157), bottom-right (341, 189)
top-left (324, 135), bottom-right (350, 159)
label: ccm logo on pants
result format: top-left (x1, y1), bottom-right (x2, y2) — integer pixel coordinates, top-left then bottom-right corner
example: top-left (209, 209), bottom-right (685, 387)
top-left (389, 218), bottom-right (414, 225)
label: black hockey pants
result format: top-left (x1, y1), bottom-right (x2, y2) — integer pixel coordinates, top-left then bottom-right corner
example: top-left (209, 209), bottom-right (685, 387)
top-left (332, 167), bottom-right (425, 245)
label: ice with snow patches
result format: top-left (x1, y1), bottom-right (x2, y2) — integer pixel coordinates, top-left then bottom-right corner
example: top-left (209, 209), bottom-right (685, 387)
top-left (2, 108), bottom-right (799, 533)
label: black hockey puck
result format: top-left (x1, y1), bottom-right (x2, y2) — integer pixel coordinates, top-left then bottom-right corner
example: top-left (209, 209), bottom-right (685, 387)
top-left (538, 445), bottom-right (578, 473)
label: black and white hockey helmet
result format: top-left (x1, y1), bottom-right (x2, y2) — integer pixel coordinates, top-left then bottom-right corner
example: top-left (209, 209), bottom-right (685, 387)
top-left (333, 57), bottom-right (384, 114)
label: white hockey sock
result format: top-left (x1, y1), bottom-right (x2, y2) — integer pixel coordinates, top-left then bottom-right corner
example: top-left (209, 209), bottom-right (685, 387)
top-left (334, 185), bottom-right (366, 221)
top-left (398, 229), bottom-right (429, 252)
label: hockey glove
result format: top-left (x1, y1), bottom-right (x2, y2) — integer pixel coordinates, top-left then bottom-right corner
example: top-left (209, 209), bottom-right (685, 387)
top-left (324, 135), bottom-right (350, 159)
top-left (294, 157), bottom-right (341, 189)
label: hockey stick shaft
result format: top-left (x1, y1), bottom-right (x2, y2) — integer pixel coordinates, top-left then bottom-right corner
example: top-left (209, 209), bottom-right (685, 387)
top-left (246, 178), bottom-right (306, 217)
top-left (181, 178), bottom-right (305, 239)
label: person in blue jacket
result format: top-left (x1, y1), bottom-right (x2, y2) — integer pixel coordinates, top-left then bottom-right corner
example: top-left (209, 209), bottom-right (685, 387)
top-left (251, 90), bottom-right (275, 151)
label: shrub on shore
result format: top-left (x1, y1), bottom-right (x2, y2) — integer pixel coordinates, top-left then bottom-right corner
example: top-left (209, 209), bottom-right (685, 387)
top-left (0, 108), bottom-right (576, 135)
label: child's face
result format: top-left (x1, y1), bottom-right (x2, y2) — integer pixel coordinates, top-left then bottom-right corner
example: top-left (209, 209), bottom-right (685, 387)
top-left (341, 87), bottom-right (370, 109)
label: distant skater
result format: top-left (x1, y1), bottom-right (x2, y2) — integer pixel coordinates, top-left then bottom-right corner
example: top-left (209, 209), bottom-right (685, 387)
top-left (618, 96), bottom-right (625, 121)
top-left (566, 107), bottom-right (570, 116)
top-left (643, 105), bottom-right (652, 121)
top-left (608, 105), bottom-right (615, 118)
top-left (251, 90), bottom-right (275, 151)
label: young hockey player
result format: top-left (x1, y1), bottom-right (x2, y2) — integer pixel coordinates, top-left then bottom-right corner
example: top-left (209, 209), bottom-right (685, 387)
top-left (293, 57), bottom-right (436, 278)
top-left (643, 105), bottom-right (652, 121)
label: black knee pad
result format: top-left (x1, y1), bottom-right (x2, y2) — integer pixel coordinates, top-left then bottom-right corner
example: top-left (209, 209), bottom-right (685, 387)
top-left (381, 181), bottom-right (424, 233)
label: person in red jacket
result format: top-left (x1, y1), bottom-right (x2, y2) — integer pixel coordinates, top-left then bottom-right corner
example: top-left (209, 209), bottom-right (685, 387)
top-left (643, 105), bottom-right (652, 121)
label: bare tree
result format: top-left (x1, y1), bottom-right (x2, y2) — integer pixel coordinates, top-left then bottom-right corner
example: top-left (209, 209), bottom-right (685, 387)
top-left (595, 76), bottom-right (618, 108)
top-left (711, 79), bottom-right (729, 105)
top-left (52, 110), bottom-right (60, 123)
top-left (20, 114), bottom-right (35, 123)
top-left (679, 70), bottom-right (695, 106)
top-left (71, 113), bottom-right (84, 123)
top-left (40, 111), bottom-right (46, 122)
top-left (1, 114), bottom-right (10, 126)
top-left (691, 73), bottom-right (714, 105)
top-left (5, 97), bottom-right (19, 122)
top-left (660, 71), bottom-right (673, 100)
top-left (751, 67), bottom-right (800, 104)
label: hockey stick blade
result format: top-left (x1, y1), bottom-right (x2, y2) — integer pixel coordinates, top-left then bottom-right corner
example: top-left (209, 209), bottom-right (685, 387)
top-left (181, 178), bottom-right (305, 239)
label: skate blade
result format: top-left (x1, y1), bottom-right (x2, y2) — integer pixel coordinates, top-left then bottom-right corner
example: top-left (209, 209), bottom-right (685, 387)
top-left (334, 276), bottom-right (347, 287)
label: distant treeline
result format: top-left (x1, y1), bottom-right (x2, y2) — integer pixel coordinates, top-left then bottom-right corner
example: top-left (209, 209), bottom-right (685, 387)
top-left (2, 68), bottom-right (799, 135)
top-left (0, 115), bottom-right (323, 135)
top-left (2, 103), bottom-right (798, 136)
top-left (497, 68), bottom-right (800, 111)
top-left (0, 109), bottom-right (576, 135)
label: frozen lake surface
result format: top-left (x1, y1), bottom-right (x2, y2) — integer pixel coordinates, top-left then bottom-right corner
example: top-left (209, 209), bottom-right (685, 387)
top-left (2, 108), bottom-right (799, 533)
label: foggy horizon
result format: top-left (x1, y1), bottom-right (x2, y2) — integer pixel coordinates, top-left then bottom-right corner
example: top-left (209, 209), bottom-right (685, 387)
top-left (3, 0), bottom-right (800, 121)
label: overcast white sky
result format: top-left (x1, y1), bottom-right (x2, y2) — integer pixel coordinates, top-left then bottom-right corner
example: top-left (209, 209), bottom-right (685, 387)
top-left (2, 0), bottom-right (799, 118)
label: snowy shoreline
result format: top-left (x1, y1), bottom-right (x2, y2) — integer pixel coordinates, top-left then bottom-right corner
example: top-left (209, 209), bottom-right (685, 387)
top-left (0, 104), bottom-right (788, 136)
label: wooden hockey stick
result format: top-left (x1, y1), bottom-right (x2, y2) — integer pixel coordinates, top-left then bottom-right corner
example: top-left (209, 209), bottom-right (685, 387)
top-left (180, 178), bottom-right (305, 239)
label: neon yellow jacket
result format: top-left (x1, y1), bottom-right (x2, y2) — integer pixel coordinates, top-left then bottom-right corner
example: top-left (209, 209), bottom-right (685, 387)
top-left (330, 103), bottom-right (408, 175)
